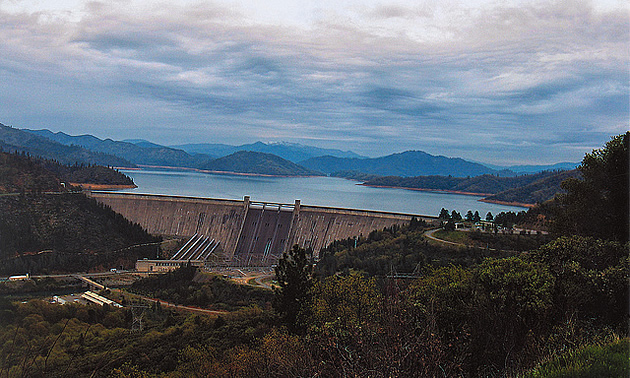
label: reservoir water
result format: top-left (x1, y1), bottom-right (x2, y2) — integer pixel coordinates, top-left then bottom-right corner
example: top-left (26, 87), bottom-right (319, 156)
top-left (118, 169), bottom-right (527, 217)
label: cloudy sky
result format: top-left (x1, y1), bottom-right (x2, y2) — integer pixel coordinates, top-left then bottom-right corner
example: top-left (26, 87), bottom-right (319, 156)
top-left (0, 0), bottom-right (628, 164)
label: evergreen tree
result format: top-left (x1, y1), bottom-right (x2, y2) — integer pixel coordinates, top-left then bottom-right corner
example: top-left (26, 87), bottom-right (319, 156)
top-left (473, 211), bottom-right (481, 223)
top-left (273, 245), bottom-right (312, 334)
top-left (438, 208), bottom-right (450, 220)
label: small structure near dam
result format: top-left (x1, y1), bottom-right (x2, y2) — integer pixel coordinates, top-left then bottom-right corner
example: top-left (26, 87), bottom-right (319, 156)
top-left (88, 192), bottom-right (435, 267)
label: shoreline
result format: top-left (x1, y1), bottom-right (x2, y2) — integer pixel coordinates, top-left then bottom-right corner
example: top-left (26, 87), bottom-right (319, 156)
top-left (70, 183), bottom-right (138, 190)
top-left (118, 164), bottom-right (323, 178)
top-left (360, 183), bottom-right (532, 208)
top-left (359, 183), bottom-right (494, 197)
top-left (479, 198), bottom-right (534, 208)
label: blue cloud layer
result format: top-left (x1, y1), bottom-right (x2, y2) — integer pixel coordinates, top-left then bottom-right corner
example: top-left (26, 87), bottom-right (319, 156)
top-left (0, 0), bottom-right (627, 164)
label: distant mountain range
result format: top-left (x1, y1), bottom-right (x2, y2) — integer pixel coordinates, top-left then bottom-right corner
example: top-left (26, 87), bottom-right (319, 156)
top-left (167, 141), bottom-right (364, 162)
top-left (0, 123), bottom-right (578, 179)
top-left (0, 124), bottom-right (131, 167)
top-left (28, 129), bottom-right (208, 168)
top-left (300, 151), bottom-right (496, 178)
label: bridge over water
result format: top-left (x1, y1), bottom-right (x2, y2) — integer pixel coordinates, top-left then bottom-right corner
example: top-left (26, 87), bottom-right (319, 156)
top-left (88, 192), bottom-right (436, 266)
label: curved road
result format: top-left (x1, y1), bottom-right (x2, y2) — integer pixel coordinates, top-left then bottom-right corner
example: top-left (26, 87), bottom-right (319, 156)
top-left (424, 228), bottom-right (520, 253)
top-left (113, 287), bottom-right (228, 315)
top-left (423, 228), bottom-right (467, 247)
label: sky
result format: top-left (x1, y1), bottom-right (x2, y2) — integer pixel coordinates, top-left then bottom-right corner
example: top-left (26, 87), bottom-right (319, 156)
top-left (0, 0), bottom-right (628, 165)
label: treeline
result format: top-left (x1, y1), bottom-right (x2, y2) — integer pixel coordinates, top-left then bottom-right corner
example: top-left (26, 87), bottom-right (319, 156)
top-left (0, 193), bottom-right (159, 274)
top-left (0, 150), bottom-right (65, 193)
top-left (39, 161), bottom-right (135, 186)
top-left (129, 266), bottom-right (274, 311)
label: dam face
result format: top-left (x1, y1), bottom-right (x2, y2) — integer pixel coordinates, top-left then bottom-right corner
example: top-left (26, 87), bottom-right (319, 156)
top-left (89, 192), bottom-right (434, 266)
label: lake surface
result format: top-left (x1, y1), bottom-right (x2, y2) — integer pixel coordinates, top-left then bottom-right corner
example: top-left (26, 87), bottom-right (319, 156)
top-left (118, 169), bottom-right (527, 217)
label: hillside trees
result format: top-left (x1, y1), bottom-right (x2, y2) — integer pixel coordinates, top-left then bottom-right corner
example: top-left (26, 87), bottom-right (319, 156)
top-left (529, 236), bottom-right (628, 327)
top-left (554, 132), bottom-right (628, 242)
top-left (0, 194), bottom-right (160, 274)
top-left (273, 245), bottom-right (312, 334)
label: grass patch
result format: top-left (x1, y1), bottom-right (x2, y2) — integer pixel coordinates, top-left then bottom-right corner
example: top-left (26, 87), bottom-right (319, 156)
top-left (524, 339), bottom-right (629, 378)
top-left (432, 229), bottom-right (471, 245)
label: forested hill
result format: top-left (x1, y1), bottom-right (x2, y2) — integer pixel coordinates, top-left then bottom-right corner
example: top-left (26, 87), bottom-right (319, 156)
top-left (0, 152), bottom-right (157, 274)
top-left (0, 193), bottom-right (159, 274)
top-left (300, 150), bottom-right (496, 177)
top-left (0, 150), bottom-right (135, 193)
top-left (0, 124), bottom-right (131, 167)
top-left (0, 151), bottom-right (64, 193)
top-left (356, 169), bottom-right (579, 205)
top-left (200, 151), bottom-right (323, 176)
top-left (483, 170), bottom-right (580, 205)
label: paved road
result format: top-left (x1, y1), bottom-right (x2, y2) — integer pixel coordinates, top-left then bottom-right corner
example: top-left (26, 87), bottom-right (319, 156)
top-left (423, 228), bottom-right (467, 247)
top-left (253, 274), bottom-right (274, 290)
top-left (114, 288), bottom-right (228, 315)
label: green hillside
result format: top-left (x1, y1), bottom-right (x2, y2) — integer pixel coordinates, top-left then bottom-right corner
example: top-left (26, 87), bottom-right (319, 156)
top-left (484, 170), bottom-right (580, 204)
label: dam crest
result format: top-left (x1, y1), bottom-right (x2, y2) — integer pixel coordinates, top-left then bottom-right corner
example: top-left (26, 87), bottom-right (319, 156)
top-left (88, 192), bottom-right (435, 267)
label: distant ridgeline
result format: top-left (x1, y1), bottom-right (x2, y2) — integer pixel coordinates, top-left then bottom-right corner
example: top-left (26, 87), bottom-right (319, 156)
top-left (1, 123), bottom-right (578, 178)
top-left (0, 123), bottom-right (132, 167)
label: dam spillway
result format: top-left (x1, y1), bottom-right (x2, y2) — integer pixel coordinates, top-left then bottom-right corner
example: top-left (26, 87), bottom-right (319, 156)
top-left (88, 192), bottom-right (435, 266)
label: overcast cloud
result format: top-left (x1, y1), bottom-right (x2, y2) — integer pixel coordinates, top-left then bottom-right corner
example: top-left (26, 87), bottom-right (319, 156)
top-left (0, 0), bottom-right (627, 164)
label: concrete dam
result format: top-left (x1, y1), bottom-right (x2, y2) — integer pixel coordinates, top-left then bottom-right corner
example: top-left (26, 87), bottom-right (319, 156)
top-left (89, 192), bottom-right (434, 266)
